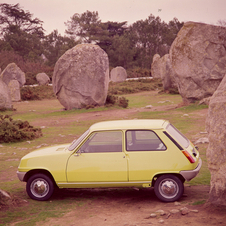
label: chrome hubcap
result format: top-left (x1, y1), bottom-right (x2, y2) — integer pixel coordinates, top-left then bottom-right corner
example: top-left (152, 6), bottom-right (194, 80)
top-left (159, 179), bottom-right (178, 199)
top-left (31, 179), bottom-right (49, 198)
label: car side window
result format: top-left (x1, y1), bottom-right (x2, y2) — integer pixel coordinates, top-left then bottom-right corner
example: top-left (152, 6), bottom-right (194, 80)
top-left (79, 131), bottom-right (122, 153)
top-left (126, 130), bottom-right (166, 151)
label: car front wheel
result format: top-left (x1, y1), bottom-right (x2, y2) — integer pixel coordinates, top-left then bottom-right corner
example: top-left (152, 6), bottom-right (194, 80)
top-left (26, 173), bottom-right (54, 201)
top-left (154, 174), bottom-right (184, 202)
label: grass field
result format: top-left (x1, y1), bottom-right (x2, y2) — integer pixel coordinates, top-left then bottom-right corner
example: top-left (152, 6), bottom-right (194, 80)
top-left (0, 87), bottom-right (210, 225)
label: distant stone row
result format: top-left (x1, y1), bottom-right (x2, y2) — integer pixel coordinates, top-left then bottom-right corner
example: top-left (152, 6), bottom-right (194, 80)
top-left (0, 56), bottom-right (128, 110)
top-left (0, 63), bottom-right (52, 109)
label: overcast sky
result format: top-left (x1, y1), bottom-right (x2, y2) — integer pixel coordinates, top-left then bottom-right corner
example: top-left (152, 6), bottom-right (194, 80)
top-left (1, 0), bottom-right (226, 35)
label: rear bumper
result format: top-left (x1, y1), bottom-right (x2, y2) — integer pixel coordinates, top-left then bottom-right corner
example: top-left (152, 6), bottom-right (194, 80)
top-left (180, 158), bottom-right (202, 181)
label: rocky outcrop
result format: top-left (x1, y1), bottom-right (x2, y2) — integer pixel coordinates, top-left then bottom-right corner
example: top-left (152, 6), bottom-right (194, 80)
top-left (170, 22), bottom-right (226, 103)
top-left (52, 44), bottom-right (109, 110)
top-left (206, 75), bottom-right (226, 206)
top-left (0, 63), bottom-right (26, 87)
top-left (0, 79), bottom-right (12, 109)
top-left (36, 73), bottom-right (50, 85)
top-left (151, 54), bottom-right (177, 91)
top-left (110, 66), bottom-right (127, 82)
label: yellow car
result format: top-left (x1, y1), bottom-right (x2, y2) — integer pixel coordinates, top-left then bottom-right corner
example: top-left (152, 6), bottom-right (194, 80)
top-left (17, 119), bottom-right (202, 202)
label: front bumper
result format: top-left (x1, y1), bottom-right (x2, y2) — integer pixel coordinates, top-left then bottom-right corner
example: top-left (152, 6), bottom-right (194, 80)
top-left (17, 171), bottom-right (27, 182)
top-left (180, 158), bottom-right (202, 181)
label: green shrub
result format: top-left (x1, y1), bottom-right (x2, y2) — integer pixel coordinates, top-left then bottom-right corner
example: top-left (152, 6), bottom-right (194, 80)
top-left (0, 115), bottom-right (42, 143)
top-left (21, 85), bottom-right (56, 101)
top-left (105, 94), bottom-right (129, 108)
top-left (118, 97), bottom-right (129, 108)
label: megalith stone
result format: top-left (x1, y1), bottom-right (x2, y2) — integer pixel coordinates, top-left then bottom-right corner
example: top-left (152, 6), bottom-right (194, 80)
top-left (151, 54), bottom-right (177, 91)
top-left (151, 54), bottom-right (161, 79)
top-left (110, 66), bottom-right (127, 82)
top-left (206, 75), bottom-right (226, 206)
top-left (0, 79), bottom-right (12, 109)
top-left (170, 22), bottom-right (226, 103)
top-left (36, 73), bottom-right (50, 85)
top-left (1, 63), bottom-right (26, 87)
top-left (8, 80), bottom-right (21, 102)
top-left (52, 44), bottom-right (109, 110)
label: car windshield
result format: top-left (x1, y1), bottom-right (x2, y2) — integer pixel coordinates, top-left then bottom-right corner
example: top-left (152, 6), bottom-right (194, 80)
top-left (68, 129), bottom-right (90, 151)
top-left (166, 124), bottom-right (190, 148)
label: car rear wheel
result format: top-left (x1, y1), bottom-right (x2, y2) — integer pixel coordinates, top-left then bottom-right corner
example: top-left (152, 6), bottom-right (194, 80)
top-left (26, 173), bottom-right (54, 201)
top-left (154, 174), bottom-right (184, 202)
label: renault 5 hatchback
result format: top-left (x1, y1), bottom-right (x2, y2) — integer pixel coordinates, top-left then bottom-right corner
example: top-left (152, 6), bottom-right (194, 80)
top-left (17, 119), bottom-right (202, 202)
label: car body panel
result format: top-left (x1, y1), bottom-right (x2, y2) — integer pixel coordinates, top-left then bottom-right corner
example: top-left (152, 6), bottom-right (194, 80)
top-left (67, 152), bottom-right (128, 182)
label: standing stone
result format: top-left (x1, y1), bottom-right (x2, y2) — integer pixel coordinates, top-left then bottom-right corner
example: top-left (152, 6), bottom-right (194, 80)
top-left (206, 75), bottom-right (226, 206)
top-left (110, 66), bottom-right (127, 82)
top-left (52, 44), bottom-right (109, 110)
top-left (170, 22), bottom-right (226, 103)
top-left (0, 79), bottom-right (12, 109)
top-left (151, 54), bottom-right (177, 91)
top-left (1, 63), bottom-right (26, 87)
top-left (36, 73), bottom-right (50, 85)
top-left (151, 54), bottom-right (161, 79)
top-left (8, 80), bottom-right (21, 102)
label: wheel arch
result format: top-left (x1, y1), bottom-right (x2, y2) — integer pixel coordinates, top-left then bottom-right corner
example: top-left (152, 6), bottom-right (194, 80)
top-left (152, 173), bottom-right (185, 187)
top-left (24, 169), bottom-right (58, 187)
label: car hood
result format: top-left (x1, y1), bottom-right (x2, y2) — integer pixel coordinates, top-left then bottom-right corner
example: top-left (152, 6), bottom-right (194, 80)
top-left (22, 143), bottom-right (70, 159)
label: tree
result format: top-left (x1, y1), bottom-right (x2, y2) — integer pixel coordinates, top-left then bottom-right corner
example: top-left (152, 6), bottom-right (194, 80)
top-left (0, 3), bottom-right (44, 60)
top-left (108, 34), bottom-right (135, 68)
top-left (43, 30), bottom-right (77, 66)
top-left (0, 3), bottom-right (44, 37)
top-left (217, 20), bottom-right (226, 27)
top-left (65, 10), bottom-right (103, 43)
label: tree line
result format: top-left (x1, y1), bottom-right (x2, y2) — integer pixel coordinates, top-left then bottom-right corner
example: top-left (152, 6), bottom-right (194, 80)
top-left (0, 3), bottom-right (184, 83)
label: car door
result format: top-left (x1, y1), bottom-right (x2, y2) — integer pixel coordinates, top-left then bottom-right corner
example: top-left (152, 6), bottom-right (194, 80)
top-left (67, 130), bottom-right (128, 182)
top-left (125, 130), bottom-right (167, 181)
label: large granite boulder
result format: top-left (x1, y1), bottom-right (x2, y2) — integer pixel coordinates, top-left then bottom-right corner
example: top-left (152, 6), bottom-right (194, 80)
top-left (52, 44), bottom-right (109, 110)
top-left (206, 75), bottom-right (226, 206)
top-left (170, 22), bottom-right (226, 103)
top-left (36, 73), bottom-right (50, 85)
top-left (151, 54), bottom-right (177, 91)
top-left (0, 79), bottom-right (12, 109)
top-left (110, 66), bottom-right (127, 82)
top-left (1, 63), bottom-right (26, 87)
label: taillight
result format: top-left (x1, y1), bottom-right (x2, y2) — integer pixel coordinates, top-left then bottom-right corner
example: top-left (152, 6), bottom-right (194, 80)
top-left (182, 150), bottom-right (195, 163)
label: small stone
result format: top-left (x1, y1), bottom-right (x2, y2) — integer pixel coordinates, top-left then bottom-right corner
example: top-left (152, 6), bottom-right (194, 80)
top-left (156, 210), bottom-right (166, 216)
top-left (159, 219), bottom-right (164, 223)
top-left (180, 207), bottom-right (189, 215)
top-left (150, 213), bottom-right (157, 218)
top-left (145, 105), bottom-right (153, 109)
top-left (170, 209), bottom-right (179, 214)
top-left (174, 201), bottom-right (181, 206)
top-left (191, 209), bottom-right (199, 213)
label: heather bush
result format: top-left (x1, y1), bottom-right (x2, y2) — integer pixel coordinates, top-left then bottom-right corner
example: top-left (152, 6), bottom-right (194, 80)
top-left (21, 85), bottom-right (56, 101)
top-left (0, 115), bottom-right (42, 143)
top-left (105, 94), bottom-right (129, 108)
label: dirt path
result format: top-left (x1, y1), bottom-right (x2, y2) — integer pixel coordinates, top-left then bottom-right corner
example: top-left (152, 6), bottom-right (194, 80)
top-left (36, 186), bottom-right (226, 226)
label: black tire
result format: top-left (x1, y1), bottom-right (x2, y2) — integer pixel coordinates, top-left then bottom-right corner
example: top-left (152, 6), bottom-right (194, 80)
top-left (26, 173), bottom-right (55, 201)
top-left (154, 174), bottom-right (184, 202)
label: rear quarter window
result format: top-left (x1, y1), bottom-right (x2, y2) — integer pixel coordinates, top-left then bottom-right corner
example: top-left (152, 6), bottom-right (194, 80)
top-left (166, 124), bottom-right (189, 148)
top-left (126, 130), bottom-right (166, 151)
